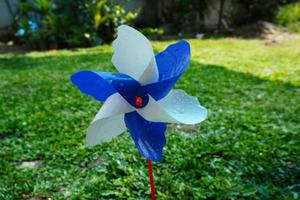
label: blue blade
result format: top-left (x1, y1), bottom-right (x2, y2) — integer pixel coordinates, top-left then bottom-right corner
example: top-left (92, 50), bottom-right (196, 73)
top-left (156, 40), bottom-right (190, 81)
top-left (124, 112), bottom-right (167, 162)
top-left (142, 75), bottom-right (179, 101)
top-left (71, 71), bottom-right (117, 102)
top-left (143, 40), bottom-right (190, 100)
top-left (71, 71), bottom-right (148, 107)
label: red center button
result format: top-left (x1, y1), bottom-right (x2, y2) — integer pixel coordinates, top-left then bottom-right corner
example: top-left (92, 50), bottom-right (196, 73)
top-left (135, 96), bottom-right (143, 107)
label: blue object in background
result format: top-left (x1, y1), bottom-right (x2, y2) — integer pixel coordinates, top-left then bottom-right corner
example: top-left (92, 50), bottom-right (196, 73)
top-left (16, 21), bottom-right (39, 37)
top-left (28, 20), bottom-right (39, 30)
top-left (16, 28), bottom-right (25, 36)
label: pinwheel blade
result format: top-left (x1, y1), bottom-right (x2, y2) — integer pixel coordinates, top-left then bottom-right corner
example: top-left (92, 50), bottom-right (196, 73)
top-left (86, 93), bottom-right (134, 146)
top-left (71, 71), bottom-right (124, 102)
top-left (138, 90), bottom-right (207, 125)
top-left (95, 93), bottom-right (135, 119)
top-left (143, 40), bottom-right (190, 100)
top-left (112, 25), bottom-right (158, 84)
top-left (87, 114), bottom-right (126, 146)
top-left (125, 112), bottom-right (167, 162)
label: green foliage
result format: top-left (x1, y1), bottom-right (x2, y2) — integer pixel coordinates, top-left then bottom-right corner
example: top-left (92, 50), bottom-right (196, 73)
top-left (276, 3), bottom-right (300, 33)
top-left (231, 0), bottom-right (295, 26)
top-left (173, 0), bottom-right (208, 32)
top-left (16, 0), bottom-right (137, 49)
top-left (139, 27), bottom-right (164, 37)
top-left (91, 0), bottom-right (138, 42)
top-left (157, 0), bottom-right (297, 33)
top-left (0, 38), bottom-right (300, 199)
top-left (158, 0), bottom-right (208, 33)
top-left (20, 0), bottom-right (52, 14)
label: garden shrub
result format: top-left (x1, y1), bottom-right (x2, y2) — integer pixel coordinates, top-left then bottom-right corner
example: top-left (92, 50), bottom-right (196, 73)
top-left (231, 0), bottom-right (297, 26)
top-left (156, 0), bottom-right (297, 33)
top-left (158, 0), bottom-right (208, 33)
top-left (16, 0), bottom-right (137, 49)
top-left (276, 2), bottom-right (300, 33)
top-left (139, 27), bottom-right (164, 38)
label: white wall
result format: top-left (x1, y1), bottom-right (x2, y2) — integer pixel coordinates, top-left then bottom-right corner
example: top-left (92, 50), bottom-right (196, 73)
top-left (204, 0), bottom-right (233, 30)
top-left (0, 0), bottom-right (20, 28)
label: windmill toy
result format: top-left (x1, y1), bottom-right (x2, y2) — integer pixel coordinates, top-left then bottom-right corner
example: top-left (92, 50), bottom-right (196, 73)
top-left (71, 25), bottom-right (207, 199)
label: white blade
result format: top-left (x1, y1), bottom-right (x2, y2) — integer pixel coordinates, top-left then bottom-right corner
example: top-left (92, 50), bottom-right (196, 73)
top-left (87, 114), bottom-right (126, 146)
top-left (94, 92), bottom-right (134, 120)
top-left (138, 56), bottom-right (158, 85)
top-left (86, 93), bottom-right (134, 146)
top-left (137, 95), bottom-right (177, 123)
top-left (137, 90), bottom-right (208, 125)
top-left (112, 25), bottom-right (158, 85)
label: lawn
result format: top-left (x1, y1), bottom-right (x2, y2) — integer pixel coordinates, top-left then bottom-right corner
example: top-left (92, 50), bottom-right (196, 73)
top-left (0, 37), bottom-right (300, 199)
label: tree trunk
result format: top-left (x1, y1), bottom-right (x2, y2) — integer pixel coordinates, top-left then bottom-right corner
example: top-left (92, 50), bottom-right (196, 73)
top-left (218, 0), bottom-right (225, 31)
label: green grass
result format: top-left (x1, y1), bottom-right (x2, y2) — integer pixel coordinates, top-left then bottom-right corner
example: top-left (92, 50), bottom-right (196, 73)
top-left (0, 37), bottom-right (300, 199)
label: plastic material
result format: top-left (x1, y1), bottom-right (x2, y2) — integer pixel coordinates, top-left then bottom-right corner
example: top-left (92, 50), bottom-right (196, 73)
top-left (87, 114), bottom-right (126, 146)
top-left (94, 93), bottom-right (134, 120)
top-left (138, 90), bottom-right (207, 124)
top-left (112, 25), bottom-right (158, 84)
top-left (147, 160), bottom-right (156, 200)
top-left (142, 40), bottom-right (190, 100)
top-left (71, 71), bottom-right (117, 102)
top-left (125, 111), bottom-right (166, 162)
top-left (70, 25), bottom-right (208, 162)
top-left (71, 70), bottom-right (149, 108)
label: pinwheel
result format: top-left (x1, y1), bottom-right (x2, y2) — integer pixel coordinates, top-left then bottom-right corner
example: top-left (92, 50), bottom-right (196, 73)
top-left (71, 25), bottom-right (207, 199)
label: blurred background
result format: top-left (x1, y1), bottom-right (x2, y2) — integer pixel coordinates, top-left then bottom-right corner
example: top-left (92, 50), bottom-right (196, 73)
top-left (0, 0), bottom-right (299, 51)
top-left (1, 1), bottom-right (300, 199)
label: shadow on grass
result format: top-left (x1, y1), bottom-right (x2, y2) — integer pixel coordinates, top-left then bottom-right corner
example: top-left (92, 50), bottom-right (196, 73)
top-left (0, 49), bottom-right (112, 71)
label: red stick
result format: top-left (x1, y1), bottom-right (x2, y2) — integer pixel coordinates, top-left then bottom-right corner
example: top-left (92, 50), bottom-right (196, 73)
top-left (147, 160), bottom-right (156, 200)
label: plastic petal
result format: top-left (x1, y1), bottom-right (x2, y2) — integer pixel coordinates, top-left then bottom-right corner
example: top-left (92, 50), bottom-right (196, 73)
top-left (71, 70), bottom-right (149, 107)
top-left (95, 93), bottom-right (135, 119)
top-left (109, 73), bottom-right (149, 108)
top-left (112, 25), bottom-right (158, 84)
top-left (138, 56), bottom-right (159, 85)
top-left (124, 111), bottom-right (167, 162)
top-left (156, 40), bottom-right (190, 81)
top-left (71, 70), bottom-right (122, 102)
top-left (137, 95), bottom-right (177, 123)
top-left (142, 76), bottom-right (178, 101)
top-left (142, 40), bottom-right (191, 100)
top-left (87, 114), bottom-right (126, 146)
top-left (86, 93), bottom-right (134, 146)
top-left (138, 90), bottom-right (207, 125)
